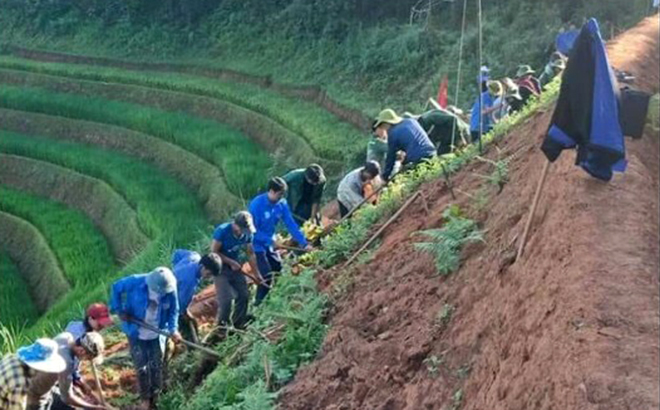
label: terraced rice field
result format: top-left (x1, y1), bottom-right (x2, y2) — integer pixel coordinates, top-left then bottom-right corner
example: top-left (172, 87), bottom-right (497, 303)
top-left (0, 48), bottom-right (365, 343)
top-left (0, 55), bottom-right (366, 163)
top-left (0, 251), bottom-right (39, 329)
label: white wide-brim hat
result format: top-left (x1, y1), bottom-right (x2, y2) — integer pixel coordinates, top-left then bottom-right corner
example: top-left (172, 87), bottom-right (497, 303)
top-left (17, 338), bottom-right (67, 374)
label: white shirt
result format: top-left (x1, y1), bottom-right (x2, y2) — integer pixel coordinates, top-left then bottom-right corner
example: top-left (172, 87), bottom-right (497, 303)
top-left (337, 168), bottom-right (365, 211)
top-left (138, 290), bottom-right (161, 340)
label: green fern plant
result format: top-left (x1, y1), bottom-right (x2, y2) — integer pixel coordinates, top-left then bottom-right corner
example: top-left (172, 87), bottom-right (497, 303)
top-left (414, 208), bottom-right (484, 275)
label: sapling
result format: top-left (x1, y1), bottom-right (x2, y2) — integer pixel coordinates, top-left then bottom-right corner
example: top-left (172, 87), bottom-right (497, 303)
top-left (423, 355), bottom-right (445, 377)
top-left (414, 207), bottom-right (484, 275)
top-left (436, 303), bottom-right (456, 329)
top-left (474, 147), bottom-right (511, 192)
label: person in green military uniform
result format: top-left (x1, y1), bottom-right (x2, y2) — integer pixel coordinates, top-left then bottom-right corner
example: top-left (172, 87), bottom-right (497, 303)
top-left (282, 164), bottom-right (326, 224)
top-left (405, 108), bottom-right (470, 155)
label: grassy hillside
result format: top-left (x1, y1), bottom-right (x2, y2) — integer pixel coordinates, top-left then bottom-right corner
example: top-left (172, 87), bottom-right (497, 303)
top-left (0, 56), bottom-right (362, 163)
top-left (0, 0), bottom-right (651, 114)
top-left (0, 186), bottom-right (117, 287)
top-left (0, 84), bottom-right (271, 200)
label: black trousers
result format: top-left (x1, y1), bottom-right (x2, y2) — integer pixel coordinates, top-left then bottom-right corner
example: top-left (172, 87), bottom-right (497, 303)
top-left (214, 267), bottom-right (249, 328)
top-left (178, 313), bottom-right (199, 344)
top-left (338, 201), bottom-right (350, 218)
top-left (255, 248), bottom-right (282, 305)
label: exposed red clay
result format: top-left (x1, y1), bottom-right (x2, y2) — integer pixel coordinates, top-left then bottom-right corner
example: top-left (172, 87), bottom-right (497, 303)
top-left (279, 16), bottom-right (660, 410)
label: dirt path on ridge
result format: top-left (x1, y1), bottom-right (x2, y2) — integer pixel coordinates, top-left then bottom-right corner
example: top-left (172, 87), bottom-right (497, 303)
top-left (278, 16), bottom-right (659, 410)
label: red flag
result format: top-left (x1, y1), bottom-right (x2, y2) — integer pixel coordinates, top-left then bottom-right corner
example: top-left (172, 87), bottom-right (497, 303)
top-left (436, 75), bottom-right (448, 108)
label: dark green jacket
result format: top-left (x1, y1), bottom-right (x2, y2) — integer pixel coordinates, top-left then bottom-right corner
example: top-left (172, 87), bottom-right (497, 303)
top-left (282, 169), bottom-right (325, 220)
top-left (417, 110), bottom-right (470, 154)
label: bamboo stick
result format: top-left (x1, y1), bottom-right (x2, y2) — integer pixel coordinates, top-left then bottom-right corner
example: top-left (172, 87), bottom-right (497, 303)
top-left (343, 192), bottom-right (421, 268)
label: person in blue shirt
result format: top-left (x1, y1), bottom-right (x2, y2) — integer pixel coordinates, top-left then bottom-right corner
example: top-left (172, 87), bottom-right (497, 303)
top-left (478, 65), bottom-right (490, 92)
top-left (373, 109), bottom-right (436, 181)
top-left (248, 177), bottom-right (312, 305)
top-left (109, 267), bottom-right (181, 410)
top-left (470, 81), bottom-right (503, 143)
top-left (171, 249), bottom-right (222, 343)
top-left (211, 211), bottom-right (261, 336)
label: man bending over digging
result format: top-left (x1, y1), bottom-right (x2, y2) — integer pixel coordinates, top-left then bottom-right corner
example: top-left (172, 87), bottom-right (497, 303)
top-left (171, 250), bottom-right (227, 343)
top-left (110, 268), bottom-right (181, 410)
top-left (210, 211), bottom-right (261, 340)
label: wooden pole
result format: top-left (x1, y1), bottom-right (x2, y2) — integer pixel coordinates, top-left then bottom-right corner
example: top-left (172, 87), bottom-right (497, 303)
top-left (128, 318), bottom-right (222, 359)
top-left (90, 362), bottom-right (107, 407)
top-left (237, 269), bottom-right (271, 289)
top-left (276, 244), bottom-right (309, 253)
top-left (343, 192), bottom-right (421, 268)
top-left (516, 160), bottom-right (551, 260)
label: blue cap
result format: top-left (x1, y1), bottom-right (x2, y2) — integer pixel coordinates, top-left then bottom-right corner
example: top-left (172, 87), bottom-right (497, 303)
top-left (146, 267), bottom-right (177, 295)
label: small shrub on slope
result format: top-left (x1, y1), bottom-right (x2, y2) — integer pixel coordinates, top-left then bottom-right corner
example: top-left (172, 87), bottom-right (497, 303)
top-left (414, 208), bottom-right (484, 275)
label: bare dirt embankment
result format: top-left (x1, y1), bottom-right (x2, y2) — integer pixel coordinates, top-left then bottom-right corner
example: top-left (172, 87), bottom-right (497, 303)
top-left (279, 16), bottom-right (659, 410)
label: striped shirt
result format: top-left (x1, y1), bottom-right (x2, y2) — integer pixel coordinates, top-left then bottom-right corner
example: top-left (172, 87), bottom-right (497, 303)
top-left (0, 354), bottom-right (34, 410)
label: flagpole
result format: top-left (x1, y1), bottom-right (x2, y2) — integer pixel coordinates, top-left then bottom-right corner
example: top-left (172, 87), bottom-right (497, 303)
top-left (517, 159), bottom-right (551, 260)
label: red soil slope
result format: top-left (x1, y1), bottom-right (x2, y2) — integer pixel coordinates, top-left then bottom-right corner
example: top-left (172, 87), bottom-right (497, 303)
top-left (279, 16), bottom-right (659, 410)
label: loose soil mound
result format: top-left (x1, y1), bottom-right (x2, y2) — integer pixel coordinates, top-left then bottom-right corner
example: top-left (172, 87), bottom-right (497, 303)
top-left (279, 16), bottom-right (659, 410)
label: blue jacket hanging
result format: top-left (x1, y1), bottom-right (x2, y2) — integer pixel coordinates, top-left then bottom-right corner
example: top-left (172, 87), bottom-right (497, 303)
top-left (541, 18), bottom-right (626, 182)
top-left (555, 30), bottom-right (579, 56)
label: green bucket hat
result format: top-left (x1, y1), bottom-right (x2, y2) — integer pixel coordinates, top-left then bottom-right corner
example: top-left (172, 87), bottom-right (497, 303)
top-left (372, 109), bottom-right (403, 130)
top-left (516, 65), bottom-right (536, 78)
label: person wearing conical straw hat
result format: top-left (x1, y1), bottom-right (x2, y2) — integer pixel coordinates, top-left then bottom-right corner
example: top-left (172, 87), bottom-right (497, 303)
top-left (372, 108), bottom-right (436, 180)
top-left (0, 338), bottom-right (67, 410)
top-left (488, 80), bottom-right (509, 124)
